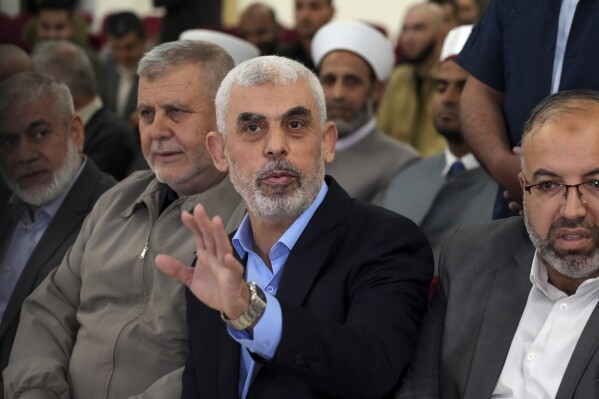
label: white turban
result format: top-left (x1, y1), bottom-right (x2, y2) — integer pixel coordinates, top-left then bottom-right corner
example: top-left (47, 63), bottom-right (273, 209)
top-left (311, 20), bottom-right (395, 81)
top-left (440, 24), bottom-right (474, 62)
top-left (179, 29), bottom-right (260, 65)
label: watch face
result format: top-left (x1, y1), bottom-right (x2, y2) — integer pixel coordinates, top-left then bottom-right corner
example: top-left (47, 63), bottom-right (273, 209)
top-left (221, 282), bottom-right (267, 330)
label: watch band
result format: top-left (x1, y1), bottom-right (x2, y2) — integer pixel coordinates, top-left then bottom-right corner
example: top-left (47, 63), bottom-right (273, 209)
top-left (221, 281), bottom-right (267, 331)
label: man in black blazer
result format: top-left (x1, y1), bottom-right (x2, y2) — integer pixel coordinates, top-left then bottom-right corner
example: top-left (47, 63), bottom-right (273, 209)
top-left (398, 90), bottom-right (599, 398)
top-left (0, 72), bottom-right (115, 397)
top-left (157, 55), bottom-right (434, 398)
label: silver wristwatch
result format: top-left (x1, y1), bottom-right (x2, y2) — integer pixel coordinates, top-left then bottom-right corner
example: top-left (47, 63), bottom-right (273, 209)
top-left (221, 281), bottom-right (267, 330)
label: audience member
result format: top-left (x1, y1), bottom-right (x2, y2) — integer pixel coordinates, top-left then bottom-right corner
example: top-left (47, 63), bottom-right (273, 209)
top-left (0, 45), bottom-right (31, 82)
top-left (156, 55), bottom-right (433, 398)
top-left (455, 0), bottom-right (481, 24)
top-left (280, 0), bottom-right (334, 71)
top-left (377, 2), bottom-right (446, 156)
top-left (3, 40), bottom-right (246, 399)
top-left (238, 3), bottom-right (281, 56)
top-left (23, 0), bottom-right (104, 83)
top-left (100, 11), bottom-right (146, 128)
top-left (312, 21), bottom-right (418, 204)
top-left (0, 72), bottom-right (115, 397)
top-left (154, 0), bottom-right (222, 43)
top-left (33, 40), bottom-right (136, 180)
top-left (383, 25), bottom-right (495, 268)
top-left (398, 89), bottom-right (599, 398)
top-left (429, 0), bottom-right (458, 35)
top-left (456, 0), bottom-right (599, 218)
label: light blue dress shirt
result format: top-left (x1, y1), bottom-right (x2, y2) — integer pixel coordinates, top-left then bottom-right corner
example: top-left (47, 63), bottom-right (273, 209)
top-left (0, 158), bottom-right (85, 322)
top-left (229, 181), bottom-right (328, 398)
top-left (551, 0), bottom-right (580, 93)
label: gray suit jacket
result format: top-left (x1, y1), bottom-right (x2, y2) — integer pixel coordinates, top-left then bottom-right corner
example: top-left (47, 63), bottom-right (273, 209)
top-left (397, 217), bottom-right (599, 398)
top-left (325, 126), bottom-right (418, 205)
top-left (99, 58), bottom-right (139, 123)
top-left (0, 159), bottom-right (115, 397)
top-left (383, 154), bottom-right (495, 267)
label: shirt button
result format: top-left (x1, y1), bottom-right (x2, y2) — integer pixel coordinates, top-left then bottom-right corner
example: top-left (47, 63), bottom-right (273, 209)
top-left (527, 353), bottom-right (535, 361)
top-left (266, 286), bottom-right (274, 293)
top-left (560, 303), bottom-right (568, 311)
top-left (3, 265), bottom-right (11, 272)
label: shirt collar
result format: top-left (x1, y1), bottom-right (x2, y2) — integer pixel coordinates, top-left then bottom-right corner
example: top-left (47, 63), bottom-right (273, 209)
top-left (76, 96), bottom-right (103, 125)
top-left (233, 181), bottom-right (329, 260)
top-left (335, 117), bottom-right (377, 151)
top-left (441, 146), bottom-right (480, 176)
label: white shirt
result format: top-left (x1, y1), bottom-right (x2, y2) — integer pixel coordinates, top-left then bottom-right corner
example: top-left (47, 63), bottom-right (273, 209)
top-left (116, 65), bottom-right (135, 118)
top-left (492, 252), bottom-right (599, 398)
top-left (440, 147), bottom-right (480, 177)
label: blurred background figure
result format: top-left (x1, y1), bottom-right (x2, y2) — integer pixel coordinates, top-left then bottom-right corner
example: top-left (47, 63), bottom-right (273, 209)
top-left (280, 0), bottom-right (334, 71)
top-left (33, 40), bottom-right (136, 180)
top-left (153, 0), bottom-right (222, 43)
top-left (383, 25), bottom-right (495, 269)
top-left (312, 20), bottom-right (419, 204)
top-left (377, 2), bottom-right (446, 157)
top-left (0, 45), bottom-right (31, 82)
top-left (455, 0), bottom-right (481, 24)
top-left (100, 11), bottom-right (146, 129)
top-left (237, 2), bottom-right (281, 55)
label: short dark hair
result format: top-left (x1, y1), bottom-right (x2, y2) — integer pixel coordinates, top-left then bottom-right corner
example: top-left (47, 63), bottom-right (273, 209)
top-left (36, 0), bottom-right (75, 15)
top-left (107, 11), bottom-right (146, 40)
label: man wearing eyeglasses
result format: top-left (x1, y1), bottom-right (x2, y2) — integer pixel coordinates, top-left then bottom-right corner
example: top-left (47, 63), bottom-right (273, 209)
top-left (397, 89), bottom-right (599, 399)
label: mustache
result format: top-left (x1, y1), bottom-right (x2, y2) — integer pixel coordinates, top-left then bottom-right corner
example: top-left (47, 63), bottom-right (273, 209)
top-left (255, 159), bottom-right (302, 182)
top-left (548, 217), bottom-right (599, 237)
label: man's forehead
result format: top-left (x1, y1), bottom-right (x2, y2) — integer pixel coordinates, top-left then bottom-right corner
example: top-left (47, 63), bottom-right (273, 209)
top-left (320, 50), bottom-right (371, 74)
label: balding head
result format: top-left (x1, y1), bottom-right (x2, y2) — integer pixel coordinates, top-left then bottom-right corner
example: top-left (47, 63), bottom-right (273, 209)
top-left (400, 2), bottom-right (445, 66)
top-left (0, 45), bottom-right (31, 82)
top-left (238, 3), bottom-right (280, 55)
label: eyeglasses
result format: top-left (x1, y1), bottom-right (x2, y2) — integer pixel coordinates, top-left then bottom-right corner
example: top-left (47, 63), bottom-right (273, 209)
top-left (524, 180), bottom-right (599, 203)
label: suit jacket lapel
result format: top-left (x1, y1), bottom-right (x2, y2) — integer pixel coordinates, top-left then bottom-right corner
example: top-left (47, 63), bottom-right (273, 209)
top-left (464, 242), bottom-right (534, 398)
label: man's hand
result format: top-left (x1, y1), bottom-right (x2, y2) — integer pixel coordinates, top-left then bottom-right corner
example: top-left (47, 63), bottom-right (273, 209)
top-left (155, 204), bottom-right (250, 319)
top-left (501, 146), bottom-right (523, 213)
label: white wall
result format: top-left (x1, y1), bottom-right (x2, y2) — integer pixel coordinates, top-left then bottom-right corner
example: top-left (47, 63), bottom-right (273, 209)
top-left (236, 0), bottom-right (421, 44)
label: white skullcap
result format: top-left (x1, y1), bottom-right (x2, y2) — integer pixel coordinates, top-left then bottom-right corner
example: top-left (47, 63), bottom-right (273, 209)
top-left (440, 24), bottom-right (474, 62)
top-left (179, 29), bottom-right (260, 65)
top-left (311, 20), bottom-right (395, 81)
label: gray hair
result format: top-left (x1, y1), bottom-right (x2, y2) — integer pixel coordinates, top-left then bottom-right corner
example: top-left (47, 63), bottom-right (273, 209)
top-left (215, 55), bottom-right (326, 137)
top-left (138, 40), bottom-right (235, 101)
top-left (32, 40), bottom-right (97, 99)
top-left (520, 89), bottom-right (599, 173)
top-left (0, 71), bottom-right (74, 125)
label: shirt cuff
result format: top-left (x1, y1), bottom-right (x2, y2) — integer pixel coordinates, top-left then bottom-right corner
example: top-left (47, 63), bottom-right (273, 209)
top-left (227, 291), bottom-right (282, 360)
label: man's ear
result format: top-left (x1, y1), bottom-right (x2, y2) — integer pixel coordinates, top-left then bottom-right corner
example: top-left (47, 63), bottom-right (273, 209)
top-left (322, 121), bottom-right (337, 164)
top-left (206, 131), bottom-right (228, 172)
top-left (70, 115), bottom-right (85, 153)
top-left (518, 171), bottom-right (526, 190)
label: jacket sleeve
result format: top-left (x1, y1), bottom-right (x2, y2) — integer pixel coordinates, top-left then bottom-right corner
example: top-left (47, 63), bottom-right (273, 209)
top-left (2, 206), bottom-right (95, 398)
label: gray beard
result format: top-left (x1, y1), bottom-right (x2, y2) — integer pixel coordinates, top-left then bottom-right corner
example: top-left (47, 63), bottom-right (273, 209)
top-left (2, 138), bottom-right (81, 207)
top-left (329, 100), bottom-right (373, 138)
top-left (524, 199), bottom-right (599, 280)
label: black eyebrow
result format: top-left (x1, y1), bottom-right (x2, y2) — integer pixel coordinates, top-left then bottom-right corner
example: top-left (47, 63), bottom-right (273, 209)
top-left (237, 112), bottom-right (265, 125)
top-left (25, 119), bottom-right (51, 133)
top-left (531, 168), bottom-right (599, 180)
top-left (282, 106), bottom-right (312, 121)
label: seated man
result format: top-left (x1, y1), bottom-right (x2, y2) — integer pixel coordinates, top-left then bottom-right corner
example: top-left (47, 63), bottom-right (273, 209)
top-left (383, 25), bottom-right (495, 267)
top-left (33, 40), bottom-right (136, 181)
top-left (157, 55), bottom-right (434, 398)
top-left (238, 3), bottom-right (282, 56)
top-left (398, 89), bottom-right (599, 398)
top-left (0, 72), bottom-right (115, 396)
top-left (3, 40), bottom-right (246, 399)
top-left (311, 20), bottom-right (419, 204)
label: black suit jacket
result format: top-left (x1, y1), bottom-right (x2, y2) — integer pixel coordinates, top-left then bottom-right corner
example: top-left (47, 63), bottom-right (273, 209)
top-left (182, 176), bottom-right (434, 398)
top-left (84, 106), bottom-right (136, 180)
top-left (99, 58), bottom-right (139, 124)
top-left (0, 159), bottom-right (115, 396)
